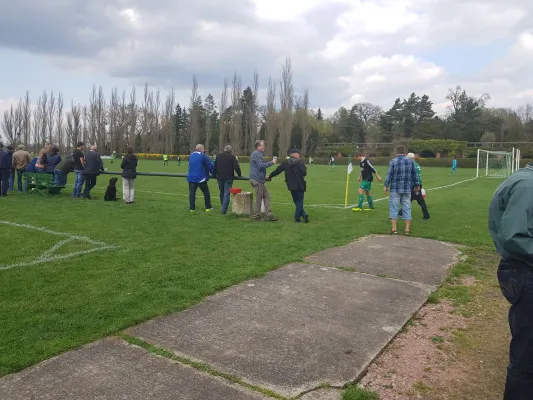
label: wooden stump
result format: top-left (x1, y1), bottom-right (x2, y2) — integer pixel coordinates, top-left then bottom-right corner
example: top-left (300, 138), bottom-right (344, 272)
top-left (232, 192), bottom-right (253, 216)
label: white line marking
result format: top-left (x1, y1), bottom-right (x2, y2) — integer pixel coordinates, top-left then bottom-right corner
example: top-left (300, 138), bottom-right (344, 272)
top-left (0, 221), bottom-right (117, 271)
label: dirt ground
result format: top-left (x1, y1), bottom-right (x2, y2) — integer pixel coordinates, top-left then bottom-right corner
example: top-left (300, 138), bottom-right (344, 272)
top-left (359, 262), bottom-right (509, 400)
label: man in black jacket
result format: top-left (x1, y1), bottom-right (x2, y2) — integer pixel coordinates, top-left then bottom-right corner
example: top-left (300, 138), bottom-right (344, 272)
top-left (267, 148), bottom-right (308, 223)
top-left (83, 145), bottom-right (104, 199)
top-left (214, 145), bottom-right (242, 214)
top-left (0, 143), bottom-right (12, 197)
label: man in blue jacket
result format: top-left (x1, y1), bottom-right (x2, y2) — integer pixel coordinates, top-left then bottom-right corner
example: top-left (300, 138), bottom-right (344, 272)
top-left (187, 144), bottom-right (215, 213)
top-left (249, 140), bottom-right (278, 221)
top-left (0, 143), bottom-right (12, 197)
top-left (489, 161), bottom-right (533, 399)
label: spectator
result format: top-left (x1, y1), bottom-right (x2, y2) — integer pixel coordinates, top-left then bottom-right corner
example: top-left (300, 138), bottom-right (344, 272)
top-left (83, 145), bottom-right (103, 199)
top-left (214, 145), bottom-right (241, 214)
top-left (0, 143), bottom-right (13, 197)
top-left (399, 153), bottom-right (430, 220)
top-left (267, 148), bottom-right (309, 223)
top-left (12, 144), bottom-right (31, 192)
top-left (489, 161), bottom-right (533, 399)
top-left (249, 140), bottom-right (278, 221)
top-left (45, 146), bottom-right (61, 174)
top-left (5, 145), bottom-right (14, 192)
top-left (121, 145), bottom-right (138, 204)
top-left (187, 144), bottom-right (215, 213)
top-left (26, 156), bottom-right (38, 173)
top-left (72, 142), bottom-right (86, 198)
top-left (54, 156), bottom-right (75, 187)
top-left (35, 143), bottom-right (51, 172)
top-left (384, 145), bottom-right (420, 235)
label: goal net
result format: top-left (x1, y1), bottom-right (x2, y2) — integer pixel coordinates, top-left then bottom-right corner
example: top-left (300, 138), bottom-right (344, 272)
top-left (476, 149), bottom-right (516, 178)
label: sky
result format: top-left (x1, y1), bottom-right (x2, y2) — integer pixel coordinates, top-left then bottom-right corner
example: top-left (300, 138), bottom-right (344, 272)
top-left (0, 0), bottom-right (532, 118)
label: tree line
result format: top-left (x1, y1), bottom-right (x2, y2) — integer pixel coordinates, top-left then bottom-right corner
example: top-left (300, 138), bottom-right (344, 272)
top-left (2, 57), bottom-right (533, 156)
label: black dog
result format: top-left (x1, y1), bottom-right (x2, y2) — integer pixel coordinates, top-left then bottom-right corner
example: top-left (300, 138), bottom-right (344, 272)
top-left (104, 177), bottom-right (118, 201)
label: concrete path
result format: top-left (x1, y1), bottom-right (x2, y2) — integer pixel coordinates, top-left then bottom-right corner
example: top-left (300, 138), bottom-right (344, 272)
top-left (0, 235), bottom-right (460, 400)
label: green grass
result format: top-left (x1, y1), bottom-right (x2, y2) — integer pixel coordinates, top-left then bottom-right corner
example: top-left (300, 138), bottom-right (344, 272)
top-left (0, 161), bottom-right (501, 375)
top-left (342, 385), bottom-right (380, 400)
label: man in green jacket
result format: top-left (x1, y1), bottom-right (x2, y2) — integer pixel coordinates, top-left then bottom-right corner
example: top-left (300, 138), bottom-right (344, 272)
top-left (489, 162), bottom-right (533, 399)
top-left (399, 153), bottom-right (430, 220)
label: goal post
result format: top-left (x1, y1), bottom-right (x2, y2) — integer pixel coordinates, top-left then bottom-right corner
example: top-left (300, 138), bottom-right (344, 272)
top-left (476, 149), bottom-right (516, 178)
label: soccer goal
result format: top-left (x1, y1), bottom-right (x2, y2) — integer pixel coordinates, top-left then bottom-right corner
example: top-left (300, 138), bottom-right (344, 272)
top-left (476, 148), bottom-right (520, 178)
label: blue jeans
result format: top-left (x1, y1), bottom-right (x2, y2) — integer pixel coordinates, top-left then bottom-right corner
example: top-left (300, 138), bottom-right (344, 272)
top-left (8, 170), bottom-right (14, 191)
top-left (72, 170), bottom-right (84, 197)
top-left (291, 190), bottom-right (307, 222)
top-left (389, 191), bottom-right (411, 220)
top-left (16, 169), bottom-right (26, 191)
top-left (54, 170), bottom-right (67, 186)
top-left (217, 179), bottom-right (233, 213)
top-left (498, 261), bottom-right (533, 400)
top-left (189, 181), bottom-right (212, 210)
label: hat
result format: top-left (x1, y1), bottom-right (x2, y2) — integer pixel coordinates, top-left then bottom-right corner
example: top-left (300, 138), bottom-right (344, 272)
top-left (0, 142), bottom-right (3, 148)
top-left (406, 152), bottom-right (415, 159)
top-left (77, 141), bottom-right (85, 147)
top-left (7, 145), bottom-right (13, 151)
top-left (17, 144), bottom-right (25, 150)
top-left (289, 148), bottom-right (301, 155)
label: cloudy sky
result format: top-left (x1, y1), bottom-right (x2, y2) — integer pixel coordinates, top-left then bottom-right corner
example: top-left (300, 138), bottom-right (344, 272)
top-left (0, 0), bottom-right (532, 116)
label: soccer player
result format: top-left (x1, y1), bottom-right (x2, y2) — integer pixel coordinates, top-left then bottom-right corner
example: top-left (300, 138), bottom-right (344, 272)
top-left (163, 154), bottom-right (168, 166)
top-left (329, 155), bottom-right (335, 170)
top-left (352, 152), bottom-right (381, 211)
top-left (309, 156), bottom-right (314, 166)
top-left (450, 155), bottom-right (457, 175)
top-left (177, 154), bottom-right (181, 166)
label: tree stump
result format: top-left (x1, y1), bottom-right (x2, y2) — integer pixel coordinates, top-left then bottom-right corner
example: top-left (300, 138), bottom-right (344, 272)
top-left (232, 192), bottom-right (253, 216)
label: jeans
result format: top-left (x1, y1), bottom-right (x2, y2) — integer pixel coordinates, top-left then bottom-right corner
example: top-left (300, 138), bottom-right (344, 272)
top-left (54, 170), bottom-right (67, 187)
top-left (72, 170), bottom-right (85, 197)
top-left (217, 179), bottom-right (233, 213)
top-left (16, 169), bottom-right (26, 191)
top-left (389, 191), bottom-right (411, 220)
top-left (122, 178), bottom-right (135, 203)
top-left (0, 169), bottom-right (9, 196)
top-left (8, 170), bottom-right (14, 191)
top-left (249, 179), bottom-right (271, 217)
top-left (497, 260), bottom-right (533, 400)
top-left (290, 190), bottom-right (307, 222)
top-left (189, 181), bottom-right (212, 210)
top-left (83, 174), bottom-right (97, 197)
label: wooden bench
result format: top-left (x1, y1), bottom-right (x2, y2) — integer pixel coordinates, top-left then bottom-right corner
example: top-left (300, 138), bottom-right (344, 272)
top-left (24, 172), bottom-right (65, 196)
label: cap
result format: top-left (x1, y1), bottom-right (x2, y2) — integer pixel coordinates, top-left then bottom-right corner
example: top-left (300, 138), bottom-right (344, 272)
top-left (406, 152), bottom-right (415, 159)
top-left (289, 148), bottom-right (301, 155)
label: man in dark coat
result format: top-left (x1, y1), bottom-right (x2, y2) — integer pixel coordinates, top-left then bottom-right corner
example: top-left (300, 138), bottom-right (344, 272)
top-left (267, 147), bottom-right (309, 223)
top-left (214, 144), bottom-right (242, 214)
top-left (0, 143), bottom-right (13, 197)
top-left (83, 145), bottom-right (104, 199)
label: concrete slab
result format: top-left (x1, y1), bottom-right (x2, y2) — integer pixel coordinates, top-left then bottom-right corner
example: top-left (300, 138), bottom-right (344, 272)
top-left (126, 263), bottom-right (432, 398)
top-left (305, 235), bottom-right (460, 287)
top-left (300, 389), bottom-right (342, 399)
top-left (0, 337), bottom-right (268, 400)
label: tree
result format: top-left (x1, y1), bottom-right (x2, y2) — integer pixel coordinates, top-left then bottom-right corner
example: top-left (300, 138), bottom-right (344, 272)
top-left (278, 57), bottom-right (294, 156)
top-left (204, 93), bottom-right (216, 153)
top-left (265, 76), bottom-right (277, 157)
top-left (189, 76), bottom-right (200, 151)
top-left (445, 85), bottom-right (490, 142)
top-left (316, 107), bottom-right (323, 121)
top-left (230, 73), bottom-right (242, 154)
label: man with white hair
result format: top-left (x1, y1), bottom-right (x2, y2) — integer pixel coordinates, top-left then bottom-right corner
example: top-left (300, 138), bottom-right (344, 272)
top-left (82, 145), bottom-right (103, 199)
top-left (399, 153), bottom-right (430, 220)
top-left (187, 144), bottom-right (215, 212)
top-left (214, 144), bottom-right (241, 214)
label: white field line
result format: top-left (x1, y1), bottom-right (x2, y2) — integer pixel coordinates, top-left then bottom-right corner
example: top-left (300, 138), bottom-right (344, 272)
top-left (0, 221), bottom-right (117, 271)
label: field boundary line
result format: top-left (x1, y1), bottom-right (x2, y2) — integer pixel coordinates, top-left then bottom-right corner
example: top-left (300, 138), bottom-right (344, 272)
top-left (0, 221), bottom-right (117, 271)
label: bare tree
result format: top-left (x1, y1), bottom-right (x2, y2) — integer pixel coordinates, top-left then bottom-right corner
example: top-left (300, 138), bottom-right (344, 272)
top-left (352, 102), bottom-right (383, 125)
top-left (22, 91), bottom-right (31, 147)
top-left (189, 76), bottom-right (200, 151)
top-left (265, 76), bottom-right (277, 157)
top-left (56, 92), bottom-right (64, 150)
top-left (247, 72), bottom-right (260, 154)
top-left (1, 104), bottom-right (21, 144)
top-left (218, 79), bottom-right (229, 152)
top-left (517, 103), bottom-right (533, 124)
top-left (66, 102), bottom-right (82, 146)
top-left (278, 57), bottom-right (294, 156)
top-left (47, 91), bottom-right (56, 144)
top-left (163, 88), bottom-right (175, 153)
top-left (301, 90), bottom-right (310, 155)
top-left (230, 72), bottom-right (242, 154)
top-left (128, 86), bottom-right (137, 148)
top-left (109, 87), bottom-right (119, 152)
top-left (38, 91), bottom-right (49, 146)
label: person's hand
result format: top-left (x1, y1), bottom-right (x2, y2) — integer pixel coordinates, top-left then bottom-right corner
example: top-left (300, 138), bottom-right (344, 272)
top-left (266, 176), bottom-right (271, 181)
top-left (377, 175), bottom-right (382, 182)
top-left (357, 176), bottom-right (361, 182)
top-left (384, 187), bottom-right (388, 195)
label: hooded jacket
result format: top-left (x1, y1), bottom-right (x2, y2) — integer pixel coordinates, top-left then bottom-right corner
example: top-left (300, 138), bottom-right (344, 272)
top-left (268, 157), bottom-right (307, 192)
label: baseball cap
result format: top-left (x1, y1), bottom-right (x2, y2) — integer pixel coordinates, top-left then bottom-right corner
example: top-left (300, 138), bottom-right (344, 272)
top-left (407, 152), bottom-right (415, 159)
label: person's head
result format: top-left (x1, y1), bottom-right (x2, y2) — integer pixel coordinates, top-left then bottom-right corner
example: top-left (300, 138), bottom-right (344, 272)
top-left (6, 145), bottom-right (13, 152)
top-left (454, 155), bottom-right (456, 159)
top-left (90, 145), bottom-right (97, 151)
top-left (406, 152), bottom-right (415, 159)
top-left (357, 151), bottom-right (367, 160)
top-left (50, 146), bottom-right (59, 155)
top-left (126, 145), bottom-right (134, 155)
top-left (395, 145), bottom-right (405, 155)
top-left (0, 142), bottom-right (3, 149)
top-left (196, 144), bottom-right (205, 152)
top-left (289, 148), bottom-right (301, 159)
top-left (44, 143), bottom-right (52, 152)
top-left (255, 140), bottom-right (265, 152)
top-left (224, 145), bottom-right (232, 153)
top-left (77, 141), bottom-right (85, 150)
top-left (17, 144), bottom-right (25, 150)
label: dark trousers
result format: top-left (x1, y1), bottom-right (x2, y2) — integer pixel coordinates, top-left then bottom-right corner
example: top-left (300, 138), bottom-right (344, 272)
top-left (83, 174), bottom-right (97, 197)
top-left (290, 190), bottom-right (307, 222)
top-left (498, 260), bottom-right (533, 400)
top-left (0, 169), bottom-right (9, 196)
top-left (399, 186), bottom-right (430, 219)
top-left (217, 179), bottom-right (233, 213)
top-left (16, 169), bottom-right (25, 191)
top-left (189, 181), bottom-right (212, 210)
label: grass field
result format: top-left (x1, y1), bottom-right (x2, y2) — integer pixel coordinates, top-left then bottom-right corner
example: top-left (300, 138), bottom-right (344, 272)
top-left (0, 160), bottom-right (502, 376)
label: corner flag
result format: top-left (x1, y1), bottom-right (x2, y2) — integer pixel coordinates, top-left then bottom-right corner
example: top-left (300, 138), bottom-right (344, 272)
top-left (345, 157), bottom-right (353, 208)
